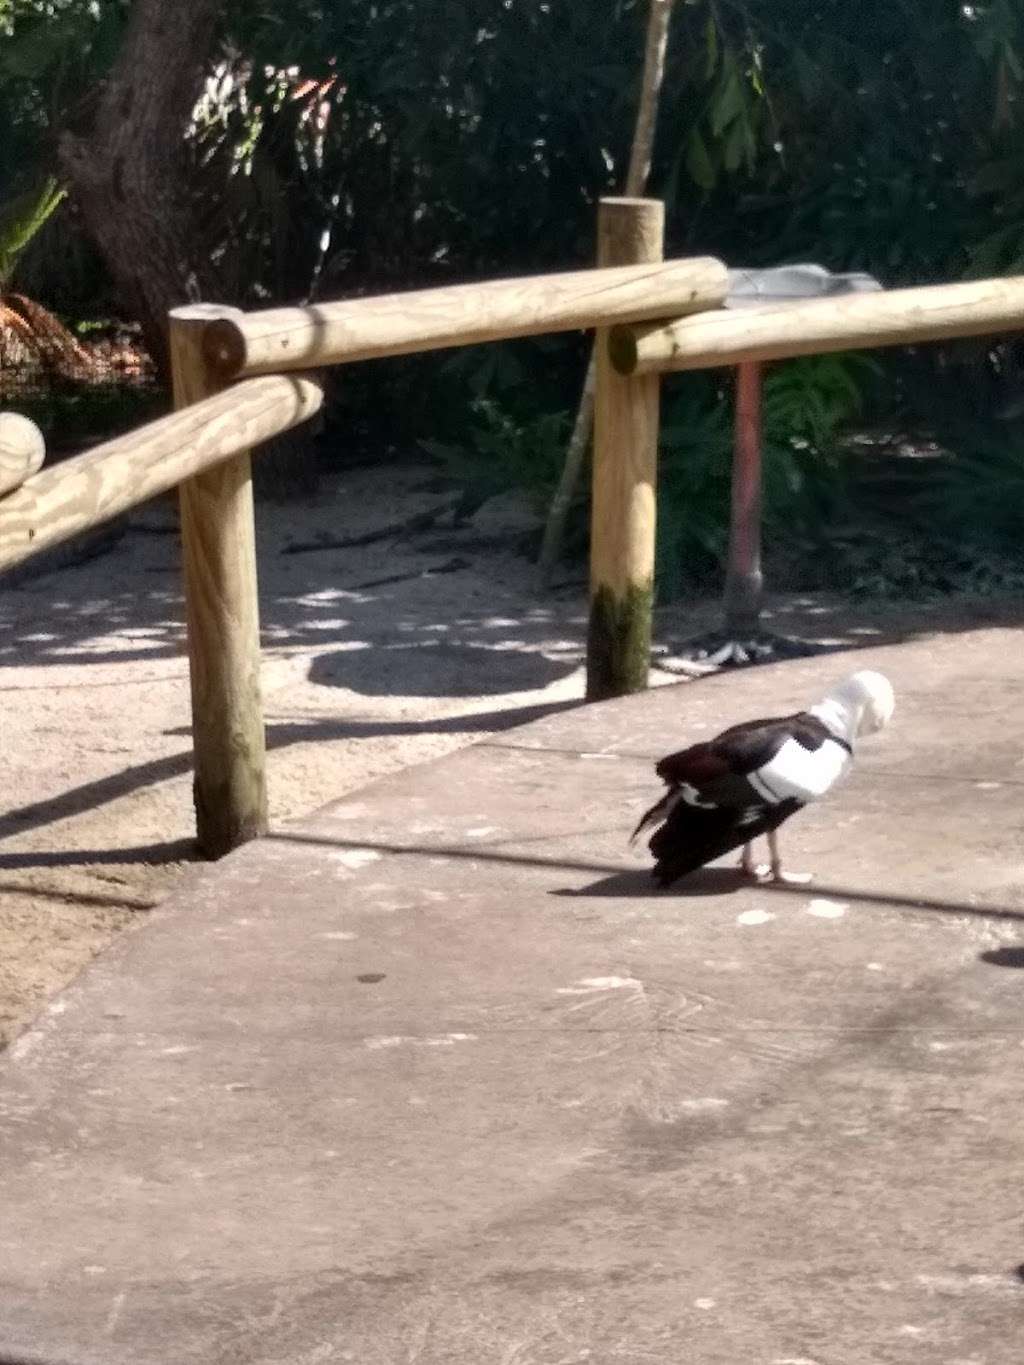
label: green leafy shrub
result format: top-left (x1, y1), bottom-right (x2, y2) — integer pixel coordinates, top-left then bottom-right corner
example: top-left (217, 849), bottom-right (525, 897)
top-left (12, 383), bottom-right (165, 456)
top-left (655, 353), bottom-right (877, 597)
top-left (782, 413), bottom-right (1024, 600)
top-left (922, 428), bottom-right (1024, 551)
top-left (422, 350), bottom-right (877, 594)
top-left (653, 378), bottom-right (734, 596)
top-left (0, 178), bottom-right (65, 289)
top-left (420, 396), bottom-right (571, 524)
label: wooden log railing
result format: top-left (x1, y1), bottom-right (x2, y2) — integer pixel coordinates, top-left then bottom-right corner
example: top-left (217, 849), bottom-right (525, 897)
top-left (5, 200), bottom-right (1024, 860)
top-left (609, 275), bottom-right (1024, 375)
top-left (0, 372), bottom-right (324, 572)
top-left (201, 255), bottom-right (728, 378)
top-left (0, 412), bottom-right (46, 497)
top-left (0, 217), bottom-right (725, 857)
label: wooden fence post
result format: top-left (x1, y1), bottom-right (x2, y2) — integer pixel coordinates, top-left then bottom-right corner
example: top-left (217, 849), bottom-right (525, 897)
top-left (169, 304), bottom-right (268, 858)
top-left (586, 196), bottom-right (664, 701)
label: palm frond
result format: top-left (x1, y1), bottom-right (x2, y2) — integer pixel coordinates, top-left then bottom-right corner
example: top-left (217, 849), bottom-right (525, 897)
top-left (0, 178), bottom-right (66, 289)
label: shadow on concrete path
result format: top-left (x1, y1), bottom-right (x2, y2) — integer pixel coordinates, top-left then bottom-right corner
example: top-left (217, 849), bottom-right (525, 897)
top-left (271, 829), bottom-right (1024, 927)
top-left (0, 700), bottom-right (582, 845)
top-left (560, 864), bottom-right (1024, 925)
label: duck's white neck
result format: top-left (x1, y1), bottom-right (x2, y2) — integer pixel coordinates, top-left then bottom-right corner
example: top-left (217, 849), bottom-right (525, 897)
top-left (808, 697), bottom-right (859, 745)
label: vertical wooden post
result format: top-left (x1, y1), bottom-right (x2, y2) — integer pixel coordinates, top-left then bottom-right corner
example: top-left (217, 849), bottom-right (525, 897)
top-left (723, 360), bottom-right (764, 634)
top-left (586, 196), bottom-right (663, 701)
top-left (169, 304), bottom-right (268, 858)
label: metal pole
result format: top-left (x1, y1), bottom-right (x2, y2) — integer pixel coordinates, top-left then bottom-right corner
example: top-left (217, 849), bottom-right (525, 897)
top-left (723, 361), bottom-right (764, 635)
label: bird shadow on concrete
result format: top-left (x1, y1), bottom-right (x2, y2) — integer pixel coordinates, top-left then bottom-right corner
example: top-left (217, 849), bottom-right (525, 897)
top-left (554, 867), bottom-right (1024, 924)
top-left (550, 866), bottom-right (743, 898)
top-left (979, 946), bottom-right (1024, 968)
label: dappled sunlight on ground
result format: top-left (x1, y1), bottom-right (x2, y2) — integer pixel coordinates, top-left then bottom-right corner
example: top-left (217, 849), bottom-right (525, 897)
top-left (1, 459), bottom-right (1021, 1045)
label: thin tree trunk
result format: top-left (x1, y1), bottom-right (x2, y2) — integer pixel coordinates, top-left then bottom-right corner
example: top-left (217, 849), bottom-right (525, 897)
top-left (622, 0), bottom-right (677, 196)
top-left (537, 0), bottom-right (676, 583)
top-left (58, 0), bottom-right (222, 383)
top-left (536, 350), bottom-right (596, 579)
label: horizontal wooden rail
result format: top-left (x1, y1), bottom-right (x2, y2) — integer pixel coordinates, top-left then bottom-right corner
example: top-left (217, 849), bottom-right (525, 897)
top-left (610, 275), bottom-right (1024, 374)
top-left (0, 412), bottom-right (46, 497)
top-left (0, 372), bottom-right (323, 573)
top-left (202, 257), bottom-right (728, 378)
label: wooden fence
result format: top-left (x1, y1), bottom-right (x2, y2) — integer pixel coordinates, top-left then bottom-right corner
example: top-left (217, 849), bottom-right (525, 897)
top-left (2, 196), bottom-right (1023, 858)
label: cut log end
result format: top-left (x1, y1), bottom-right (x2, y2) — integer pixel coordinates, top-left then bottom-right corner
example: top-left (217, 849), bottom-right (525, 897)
top-left (0, 412), bottom-right (46, 498)
top-left (608, 325), bottom-right (640, 376)
top-left (192, 257), bottom-right (727, 378)
top-left (202, 318), bottom-right (247, 378)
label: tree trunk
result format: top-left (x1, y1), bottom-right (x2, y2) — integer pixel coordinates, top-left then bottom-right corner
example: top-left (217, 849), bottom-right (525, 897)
top-left (537, 0), bottom-right (677, 583)
top-left (58, 0), bottom-right (222, 384)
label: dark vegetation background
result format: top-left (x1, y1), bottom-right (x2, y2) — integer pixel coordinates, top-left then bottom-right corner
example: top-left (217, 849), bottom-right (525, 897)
top-left (3, 0), bottom-right (1024, 600)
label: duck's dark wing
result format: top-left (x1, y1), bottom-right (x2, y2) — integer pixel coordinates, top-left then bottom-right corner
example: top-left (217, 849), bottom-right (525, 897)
top-left (639, 710), bottom-right (843, 886)
top-left (655, 711), bottom-right (809, 786)
top-left (649, 796), bottom-right (800, 887)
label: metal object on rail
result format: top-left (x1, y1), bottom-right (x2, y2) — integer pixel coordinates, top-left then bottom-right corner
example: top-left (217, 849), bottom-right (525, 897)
top-left (674, 263), bottom-right (882, 670)
top-left (725, 263), bottom-right (882, 307)
top-left (609, 271), bottom-right (1024, 375)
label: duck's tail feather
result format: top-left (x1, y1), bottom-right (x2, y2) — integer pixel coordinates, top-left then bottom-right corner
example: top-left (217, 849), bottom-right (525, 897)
top-left (629, 788), bottom-right (679, 846)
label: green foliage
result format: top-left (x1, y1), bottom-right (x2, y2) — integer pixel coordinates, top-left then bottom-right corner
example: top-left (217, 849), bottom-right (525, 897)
top-left (0, 1), bottom-right (129, 315)
top-left (966, 147), bottom-right (1024, 278)
top-left (0, 3), bottom-right (129, 155)
top-left (784, 412), bottom-right (1024, 600)
top-left (655, 353), bottom-right (875, 598)
top-left (654, 378), bottom-right (734, 596)
top-left (420, 396), bottom-right (571, 523)
top-left (809, 520), bottom-right (1024, 601)
top-left (0, 177), bottom-right (65, 288)
top-left (5, 0), bottom-right (1021, 329)
top-left (3, 0), bottom-right (1021, 311)
top-left (919, 427), bottom-right (1024, 554)
top-left (12, 381), bottom-right (164, 451)
top-left (7, 0), bottom-right (1024, 603)
top-left (422, 351), bottom-right (875, 596)
top-left (183, 0), bottom-right (645, 304)
top-left (762, 353), bottom-right (879, 452)
top-left (673, 22), bottom-right (766, 199)
top-left (658, 1), bottom-right (1014, 287)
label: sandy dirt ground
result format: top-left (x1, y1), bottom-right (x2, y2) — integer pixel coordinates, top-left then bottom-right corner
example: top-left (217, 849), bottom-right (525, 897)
top-left (1, 460), bottom-right (1018, 1047)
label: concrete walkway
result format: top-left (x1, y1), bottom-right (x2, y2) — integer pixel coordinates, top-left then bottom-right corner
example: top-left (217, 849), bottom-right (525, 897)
top-left (2, 631), bottom-right (1024, 1365)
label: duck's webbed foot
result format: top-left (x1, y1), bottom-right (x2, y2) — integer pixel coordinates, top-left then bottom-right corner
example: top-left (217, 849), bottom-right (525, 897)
top-left (739, 842), bottom-right (772, 882)
top-left (766, 830), bottom-right (813, 885)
